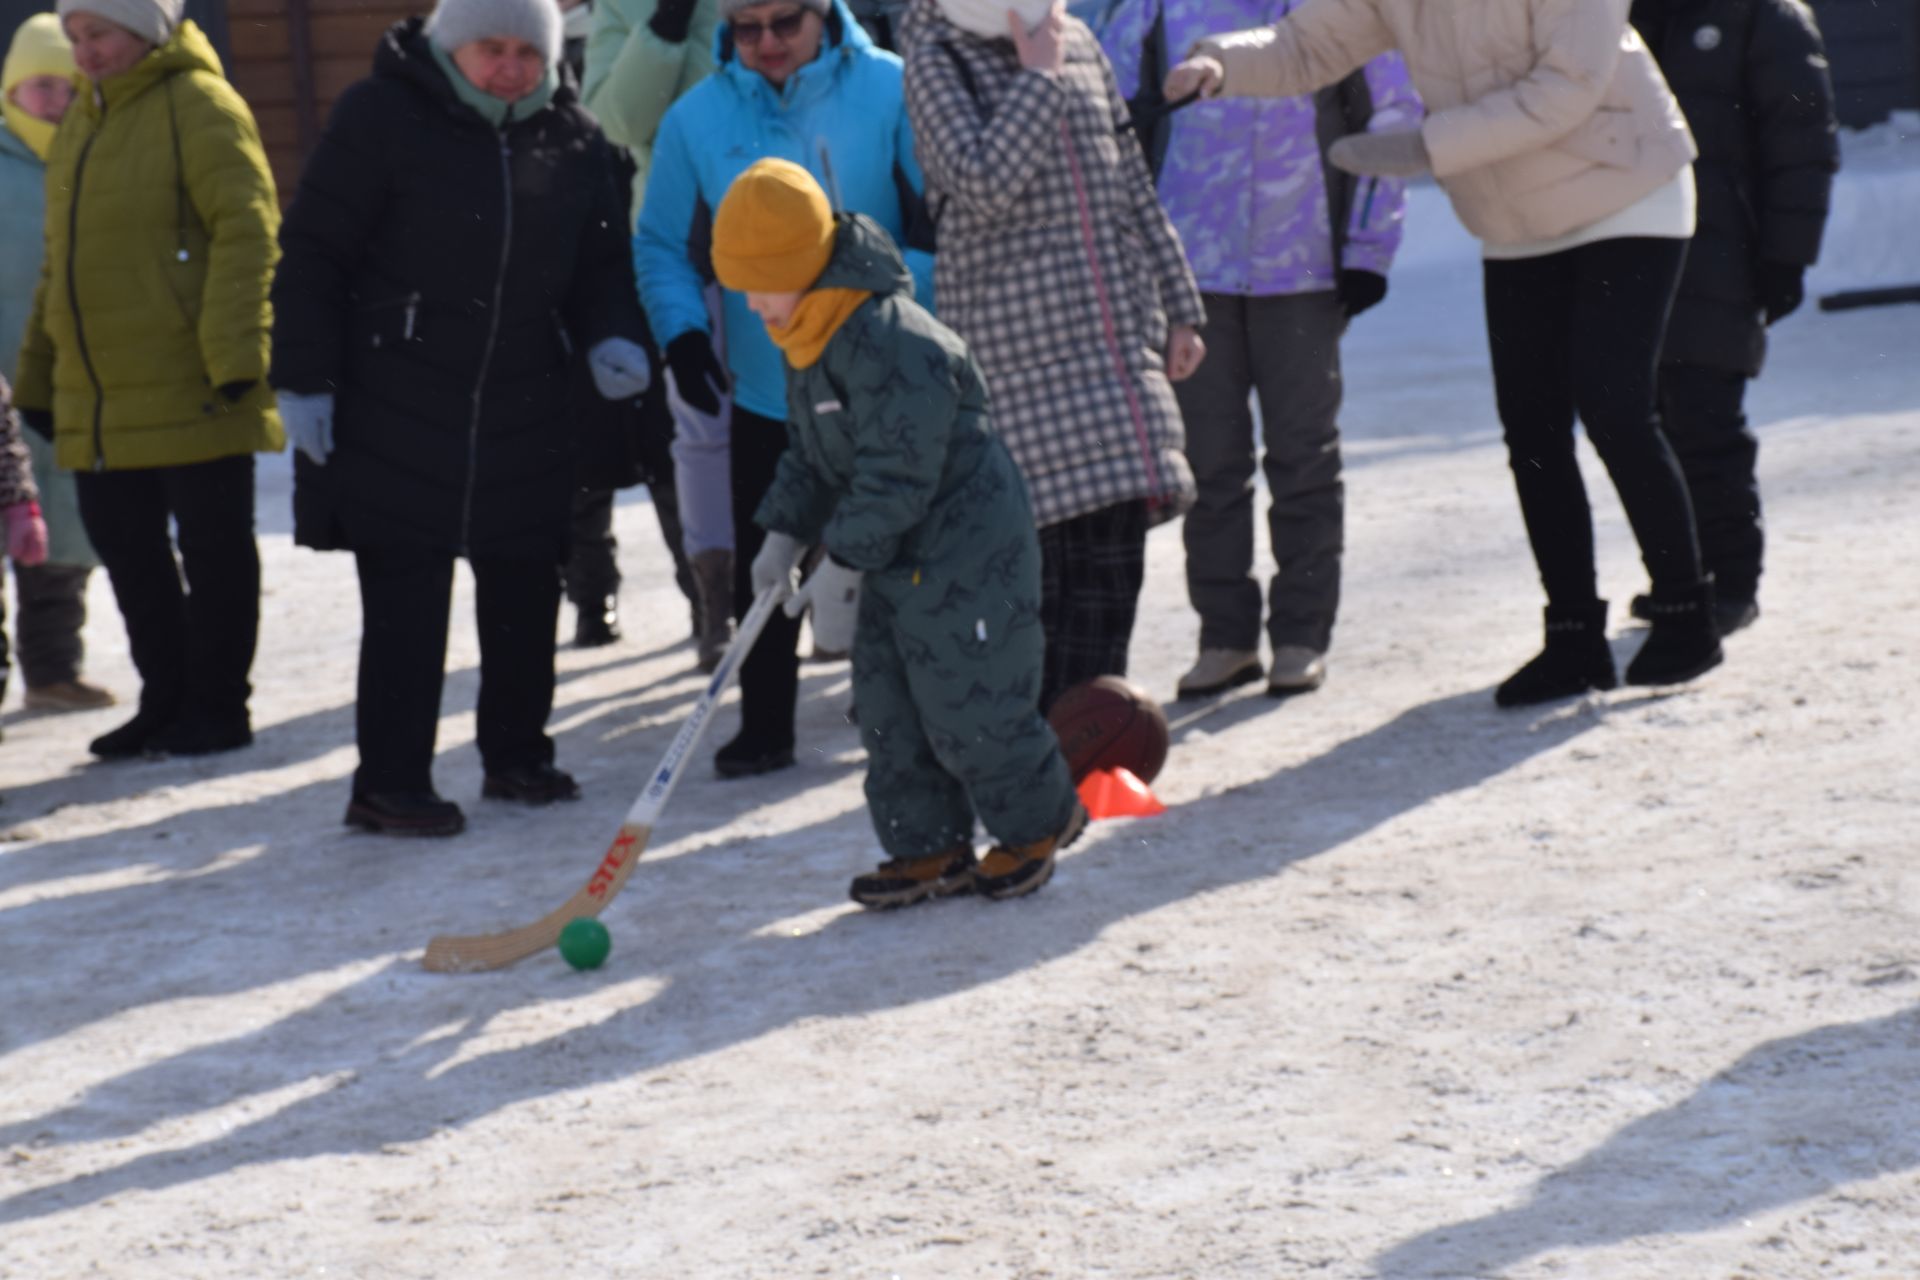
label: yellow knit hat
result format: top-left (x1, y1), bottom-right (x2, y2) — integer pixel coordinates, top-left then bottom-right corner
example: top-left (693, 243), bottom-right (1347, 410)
top-left (3, 15), bottom-right (77, 160)
top-left (711, 158), bottom-right (834, 294)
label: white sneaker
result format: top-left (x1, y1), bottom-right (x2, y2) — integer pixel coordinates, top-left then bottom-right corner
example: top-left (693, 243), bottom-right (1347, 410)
top-left (1176, 648), bottom-right (1263, 699)
top-left (1266, 645), bottom-right (1327, 695)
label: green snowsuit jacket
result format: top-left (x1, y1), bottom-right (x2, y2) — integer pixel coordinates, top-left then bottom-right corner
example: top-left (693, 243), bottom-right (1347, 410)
top-left (15, 21), bottom-right (283, 472)
top-left (756, 215), bottom-right (1076, 860)
top-left (581, 0), bottom-right (719, 220)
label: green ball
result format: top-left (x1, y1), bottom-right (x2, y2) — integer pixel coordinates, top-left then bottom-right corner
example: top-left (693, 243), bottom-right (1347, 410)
top-left (558, 917), bottom-right (611, 971)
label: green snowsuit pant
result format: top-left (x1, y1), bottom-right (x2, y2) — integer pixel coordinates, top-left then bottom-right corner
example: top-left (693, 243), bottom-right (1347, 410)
top-left (851, 517), bottom-right (1078, 862)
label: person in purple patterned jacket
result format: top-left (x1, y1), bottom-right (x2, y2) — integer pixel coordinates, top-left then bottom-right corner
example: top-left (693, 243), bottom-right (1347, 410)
top-left (1103, 0), bottom-right (1419, 698)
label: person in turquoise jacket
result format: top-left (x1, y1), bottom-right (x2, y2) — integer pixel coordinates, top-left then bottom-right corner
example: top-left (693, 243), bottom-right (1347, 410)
top-left (718, 160), bottom-right (1082, 906)
top-left (0, 14), bottom-right (113, 715)
top-left (636, 0), bottom-right (933, 779)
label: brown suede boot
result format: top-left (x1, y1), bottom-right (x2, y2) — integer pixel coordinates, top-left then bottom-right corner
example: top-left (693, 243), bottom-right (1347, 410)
top-left (690, 548), bottom-right (734, 674)
top-left (977, 802), bottom-right (1089, 902)
top-left (849, 845), bottom-right (978, 910)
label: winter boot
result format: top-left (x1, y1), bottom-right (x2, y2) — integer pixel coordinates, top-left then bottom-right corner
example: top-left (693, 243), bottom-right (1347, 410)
top-left (346, 790), bottom-right (466, 837)
top-left (574, 595), bottom-right (622, 648)
top-left (977, 802), bottom-right (1089, 901)
top-left (89, 706), bottom-right (176, 760)
top-left (1625, 581), bottom-right (1724, 687)
top-left (714, 724), bottom-right (795, 778)
top-left (1495, 601), bottom-right (1617, 708)
top-left (1175, 648), bottom-right (1263, 699)
top-left (849, 845), bottom-right (978, 910)
top-left (1265, 645), bottom-right (1327, 696)
top-left (152, 712), bottom-right (254, 757)
top-left (482, 762), bottom-right (583, 805)
top-left (691, 548), bottom-right (734, 674)
top-left (24, 679), bottom-right (116, 712)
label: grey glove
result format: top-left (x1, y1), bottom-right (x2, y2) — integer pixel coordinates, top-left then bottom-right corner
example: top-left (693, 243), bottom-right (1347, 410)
top-left (750, 530), bottom-right (804, 606)
top-left (1329, 129), bottom-right (1431, 179)
top-left (588, 336), bottom-right (653, 400)
top-left (277, 390), bottom-right (335, 465)
top-left (785, 555), bottom-right (862, 654)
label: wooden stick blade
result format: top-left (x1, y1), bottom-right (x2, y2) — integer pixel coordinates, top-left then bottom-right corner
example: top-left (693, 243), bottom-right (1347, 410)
top-left (421, 822), bottom-right (652, 973)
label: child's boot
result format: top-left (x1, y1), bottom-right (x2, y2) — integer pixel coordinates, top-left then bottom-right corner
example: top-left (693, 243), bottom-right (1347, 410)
top-left (977, 802), bottom-right (1088, 902)
top-left (1625, 580), bottom-right (1724, 687)
top-left (1495, 600), bottom-right (1617, 708)
top-left (850, 845), bottom-right (977, 910)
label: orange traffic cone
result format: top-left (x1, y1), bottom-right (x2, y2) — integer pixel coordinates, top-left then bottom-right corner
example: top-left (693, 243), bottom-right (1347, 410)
top-left (1077, 766), bottom-right (1166, 819)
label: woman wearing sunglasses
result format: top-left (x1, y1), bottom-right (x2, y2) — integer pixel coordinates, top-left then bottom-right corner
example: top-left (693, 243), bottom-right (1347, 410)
top-left (637, 0), bottom-right (934, 779)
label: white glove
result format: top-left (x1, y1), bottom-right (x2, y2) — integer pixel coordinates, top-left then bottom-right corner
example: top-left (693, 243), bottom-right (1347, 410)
top-left (588, 336), bottom-right (653, 400)
top-left (277, 390), bottom-right (335, 465)
top-left (750, 531), bottom-right (804, 605)
top-left (785, 556), bottom-right (862, 653)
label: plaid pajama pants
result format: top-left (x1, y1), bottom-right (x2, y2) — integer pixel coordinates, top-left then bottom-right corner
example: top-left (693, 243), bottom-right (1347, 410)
top-left (1037, 499), bottom-right (1150, 713)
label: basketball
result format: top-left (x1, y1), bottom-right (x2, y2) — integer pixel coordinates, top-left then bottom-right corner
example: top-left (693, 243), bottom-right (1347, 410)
top-left (1046, 676), bottom-right (1170, 785)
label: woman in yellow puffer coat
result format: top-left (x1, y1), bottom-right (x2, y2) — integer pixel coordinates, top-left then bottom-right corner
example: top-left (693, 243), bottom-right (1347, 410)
top-left (13, 0), bottom-right (282, 761)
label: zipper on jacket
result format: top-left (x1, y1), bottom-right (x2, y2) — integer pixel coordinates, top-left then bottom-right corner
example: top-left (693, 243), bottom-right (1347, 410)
top-left (68, 89), bottom-right (109, 471)
top-left (459, 134), bottom-right (515, 554)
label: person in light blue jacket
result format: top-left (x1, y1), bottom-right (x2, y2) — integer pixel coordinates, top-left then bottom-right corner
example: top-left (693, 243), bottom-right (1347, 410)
top-left (637, 0), bottom-right (933, 779)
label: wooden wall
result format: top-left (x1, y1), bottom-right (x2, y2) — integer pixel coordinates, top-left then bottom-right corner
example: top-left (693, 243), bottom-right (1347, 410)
top-left (226, 0), bottom-right (415, 199)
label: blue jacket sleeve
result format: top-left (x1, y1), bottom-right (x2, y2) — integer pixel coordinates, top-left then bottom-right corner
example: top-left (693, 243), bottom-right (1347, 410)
top-left (1099, 0), bottom-right (1157, 100)
top-left (634, 103), bottom-right (712, 347)
top-left (1342, 53), bottom-right (1420, 277)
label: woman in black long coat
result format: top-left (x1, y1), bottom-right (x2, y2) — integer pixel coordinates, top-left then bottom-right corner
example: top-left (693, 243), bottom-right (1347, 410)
top-left (270, 0), bottom-right (653, 836)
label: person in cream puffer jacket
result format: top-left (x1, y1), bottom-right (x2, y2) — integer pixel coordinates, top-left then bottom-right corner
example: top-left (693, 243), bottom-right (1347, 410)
top-left (1169, 0), bottom-right (1726, 709)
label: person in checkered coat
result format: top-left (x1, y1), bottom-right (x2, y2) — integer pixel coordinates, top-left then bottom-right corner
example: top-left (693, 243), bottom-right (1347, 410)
top-left (900, 0), bottom-right (1206, 712)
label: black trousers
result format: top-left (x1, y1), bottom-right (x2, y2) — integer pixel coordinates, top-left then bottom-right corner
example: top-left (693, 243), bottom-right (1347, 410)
top-left (1037, 500), bottom-right (1149, 713)
top-left (728, 407), bottom-right (803, 747)
top-left (74, 454), bottom-right (259, 724)
top-left (0, 562), bottom-right (91, 689)
top-left (1658, 364), bottom-right (1762, 603)
top-left (353, 545), bottom-right (560, 796)
top-left (1484, 237), bottom-right (1704, 609)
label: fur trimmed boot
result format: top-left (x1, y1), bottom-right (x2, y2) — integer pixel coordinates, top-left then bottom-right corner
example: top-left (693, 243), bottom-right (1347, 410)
top-left (1625, 581), bottom-right (1725, 687)
top-left (1495, 600), bottom-right (1617, 708)
top-left (690, 548), bottom-right (734, 674)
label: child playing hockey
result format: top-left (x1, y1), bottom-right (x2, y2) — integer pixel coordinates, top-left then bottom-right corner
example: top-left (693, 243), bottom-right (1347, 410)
top-left (713, 158), bottom-right (1084, 907)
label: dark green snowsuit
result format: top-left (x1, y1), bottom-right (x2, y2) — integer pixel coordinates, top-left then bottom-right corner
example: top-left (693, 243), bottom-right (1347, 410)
top-left (755, 215), bottom-right (1077, 860)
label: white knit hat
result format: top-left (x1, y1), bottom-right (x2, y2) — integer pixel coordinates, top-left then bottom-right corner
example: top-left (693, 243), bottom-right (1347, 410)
top-left (426, 0), bottom-right (564, 66)
top-left (935, 0), bottom-right (1053, 39)
top-left (54, 0), bottom-right (183, 47)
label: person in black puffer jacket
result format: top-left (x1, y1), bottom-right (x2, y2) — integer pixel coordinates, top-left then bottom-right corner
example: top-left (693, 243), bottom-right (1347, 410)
top-left (270, 0), bottom-right (653, 837)
top-left (1631, 0), bottom-right (1839, 637)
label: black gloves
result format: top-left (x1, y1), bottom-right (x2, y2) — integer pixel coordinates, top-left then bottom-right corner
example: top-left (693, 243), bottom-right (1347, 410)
top-left (17, 408), bottom-right (53, 441)
top-left (1336, 268), bottom-right (1387, 321)
top-left (1757, 261), bottom-right (1805, 326)
top-left (665, 331), bottom-right (728, 416)
top-left (649, 0), bottom-right (700, 43)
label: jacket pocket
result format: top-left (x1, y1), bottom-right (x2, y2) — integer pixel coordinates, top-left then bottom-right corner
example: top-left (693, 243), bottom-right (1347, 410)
top-left (357, 291), bottom-right (423, 350)
top-left (1555, 108), bottom-right (1638, 170)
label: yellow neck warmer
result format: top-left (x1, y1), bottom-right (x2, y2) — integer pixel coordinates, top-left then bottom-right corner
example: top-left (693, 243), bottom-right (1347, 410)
top-left (2, 101), bottom-right (54, 160)
top-left (767, 288), bottom-right (870, 370)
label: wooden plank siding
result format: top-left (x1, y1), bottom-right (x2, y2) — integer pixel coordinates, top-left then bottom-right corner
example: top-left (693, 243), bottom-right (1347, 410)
top-left (225, 0), bottom-right (414, 199)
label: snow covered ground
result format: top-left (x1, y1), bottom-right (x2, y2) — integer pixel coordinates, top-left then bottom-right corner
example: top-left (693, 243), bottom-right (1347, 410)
top-left (2, 159), bottom-right (1917, 1277)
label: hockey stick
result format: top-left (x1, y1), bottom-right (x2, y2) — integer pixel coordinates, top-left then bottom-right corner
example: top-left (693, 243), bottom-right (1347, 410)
top-left (1817, 284), bottom-right (1920, 312)
top-left (422, 584), bottom-right (786, 973)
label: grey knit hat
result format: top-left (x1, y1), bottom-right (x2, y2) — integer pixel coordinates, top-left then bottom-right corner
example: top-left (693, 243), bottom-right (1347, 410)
top-left (717, 0), bottom-right (830, 24)
top-left (55, 0), bottom-right (183, 47)
top-left (425, 0), bottom-right (564, 66)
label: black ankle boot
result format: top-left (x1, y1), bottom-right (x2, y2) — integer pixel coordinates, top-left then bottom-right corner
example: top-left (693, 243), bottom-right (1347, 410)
top-left (714, 725), bottom-right (795, 779)
top-left (1625, 581), bottom-right (1724, 687)
top-left (89, 707), bottom-right (176, 760)
top-left (1495, 600), bottom-right (1617, 708)
top-left (574, 596), bottom-right (621, 648)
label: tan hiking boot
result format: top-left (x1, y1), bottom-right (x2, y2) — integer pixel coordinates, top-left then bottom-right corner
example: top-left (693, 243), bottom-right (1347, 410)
top-left (690, 548), bottom-right (735, 674)
top-left (1176, 648), bottom-right (1263, 699)
top-left (977, 802), bottom-right (1088, 901)
top-left (1265, 645), bottom-right (1327, 696)
top-left (24, 679), bottom-right (117, 712)
top-left (849, 845), bottom-right (977, 910)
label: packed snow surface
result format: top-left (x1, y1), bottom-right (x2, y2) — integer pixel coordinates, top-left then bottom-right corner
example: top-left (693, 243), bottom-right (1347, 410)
top-left (2, 169), bottom-right (1916, 1276)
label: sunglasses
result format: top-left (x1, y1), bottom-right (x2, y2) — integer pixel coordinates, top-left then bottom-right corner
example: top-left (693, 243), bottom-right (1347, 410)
top-left (731, 8), bottom-right (809, 45)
